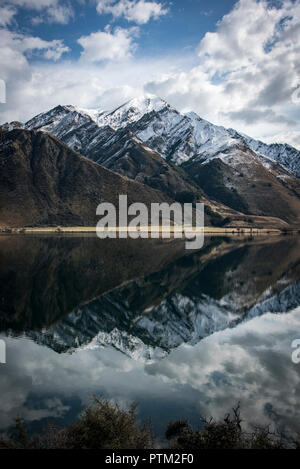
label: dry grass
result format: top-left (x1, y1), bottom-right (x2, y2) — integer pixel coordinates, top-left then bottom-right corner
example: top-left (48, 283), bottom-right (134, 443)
top-left (0, 226), bottom-right (284, 236)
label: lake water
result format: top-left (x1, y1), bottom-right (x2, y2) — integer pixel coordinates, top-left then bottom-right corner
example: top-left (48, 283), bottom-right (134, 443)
top-left (0, 234), bottom-right (300, 440)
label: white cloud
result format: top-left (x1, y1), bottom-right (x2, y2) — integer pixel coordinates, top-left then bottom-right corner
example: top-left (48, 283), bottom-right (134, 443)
top-left (1, 307), bottom-right (300, 434)
top-left (0, 0), bottom-right (299, 148)
top-left (0, 29), bottom-right (70, 67)
top-left (47, 4), bottom-right (74, 23)
top-left (78, 26), bottom-right (138, 62)
top-left (0, 53), bottom-right (183, 123)
top-left (4, 0), bottom-right (75, 25)
top-left (145, 0), bottom-right (300, 147)
top-left (96, 0), bottom-right (168, 24)
top-left (7, 0), bottom-right (60, 10)
top-left (0, 6), bottom-right (17, 26)
top-left (262, 130), bottom-right (300, 148)
top-left (19, 36), bottom-right (68, 59)
top-left (0, 27), bottom-right (70, 118)
top-left (146, 307), bottom-right (300, 432)
top-left (32, 4), bottom-right (74, 25)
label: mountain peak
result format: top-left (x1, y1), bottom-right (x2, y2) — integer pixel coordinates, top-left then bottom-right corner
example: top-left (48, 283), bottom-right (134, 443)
top-left (23, 95), bottom-right (300, 177)
top-left (123, 94), bottom-right (170, 112)
top-left (88, 94), bottom-right (172, 130)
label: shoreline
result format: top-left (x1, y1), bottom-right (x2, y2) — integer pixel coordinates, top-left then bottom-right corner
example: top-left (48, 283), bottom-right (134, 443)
top-left (0, 226), bottom-right (292, 236)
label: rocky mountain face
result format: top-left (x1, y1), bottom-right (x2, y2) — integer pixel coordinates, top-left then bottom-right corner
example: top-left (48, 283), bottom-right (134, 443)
top-left (0, 121), bottom-right (24, 132)
top-left (22, 96), bottom-right (300, 226)
top-left (1, 122), bottom-right (275, 230)
top-left (182, 141), bottom-right (300, 223)
top-left (25, 96), bottom-right (300, 175)
top-left (0, 127), bottom-right (171, 228)
top-left (24, 104), bottom-right (203, 202)
top-left (228, 128), bottom-right (300, 178)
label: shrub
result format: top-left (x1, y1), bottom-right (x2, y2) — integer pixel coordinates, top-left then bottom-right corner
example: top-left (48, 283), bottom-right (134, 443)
top-left (165, 404), bottom-right (291, 450)
top-left (1, 402), bottom-right (298, 450)
top-left (0, 398), bottom-right (153, 450)
top-left (67, 398), bottom-right (153, 449)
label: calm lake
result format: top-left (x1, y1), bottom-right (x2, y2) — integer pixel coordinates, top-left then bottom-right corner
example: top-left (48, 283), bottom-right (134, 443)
top-left (0, 234), bottom-right (300, 440)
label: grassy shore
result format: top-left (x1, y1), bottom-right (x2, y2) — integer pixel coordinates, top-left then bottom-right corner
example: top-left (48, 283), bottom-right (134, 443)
top-left (0, 226), bottom-right (286, 235)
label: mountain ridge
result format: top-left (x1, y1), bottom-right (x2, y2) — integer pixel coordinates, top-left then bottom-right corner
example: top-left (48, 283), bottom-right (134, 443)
top-left (24, 96), bottom-right (299, 174)
top-left (2, 95), bottom-right (300, 228)
top-left (19, 96), bottom-right (300, 226)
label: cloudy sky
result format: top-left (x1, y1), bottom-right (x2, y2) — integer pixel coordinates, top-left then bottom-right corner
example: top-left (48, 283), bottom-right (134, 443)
top-left (1, 308), bottom-right (300, 435)
top-left (0, 0), bottom-right (299, 147)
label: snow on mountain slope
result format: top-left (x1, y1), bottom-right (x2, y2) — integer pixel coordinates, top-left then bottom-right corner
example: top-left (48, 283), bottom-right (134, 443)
top-left (0, 121), bottom-right (24, 132)
top-left (27, 272), bottom-right (300, 363)
top-left (26, 104), bottom-right (116, 158)
top-left (87, 95), bottom-right (169, 129)
top-left (242, 137), bottom-right (300, 178)
top-left (248, 280), bottom-right (300, 319)
top-left (26, 105), bottom-right (95, 141)
top-left (26, 105), bottom-right (86, 134)
top-left (19, 235), bottom-right (300, 362)
top-left (227, 128), bottom-right (300, 177)
top-left (80, 96), bottom-right (300, 173)
top-left (23, 95), bottom-right (300, 177)
top-left (27, 288), bottom-right (242, 362)
top-left (127, 107), bottom-right (239, 165)
top-left (22, 98), bottom-right (300, 225)
top-left (125, 102), bottom-right (300, 174)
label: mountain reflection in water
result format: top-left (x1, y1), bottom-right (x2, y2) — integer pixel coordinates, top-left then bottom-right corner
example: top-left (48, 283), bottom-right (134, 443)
top-left (0, 234), bottom-right (300, 437)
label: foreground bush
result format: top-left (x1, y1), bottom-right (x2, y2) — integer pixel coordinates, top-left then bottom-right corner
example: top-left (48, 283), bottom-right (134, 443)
top-left (0, 398), bottom-right (153, 449)
top-left (166, 404), bottom-right (297, 449)
top-left (0, 401), bottom-right (299, 449)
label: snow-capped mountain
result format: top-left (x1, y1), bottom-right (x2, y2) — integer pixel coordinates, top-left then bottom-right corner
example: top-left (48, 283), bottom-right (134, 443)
top-left (126, 107), bottom-right (241, 165)
top-left (25, 95), bottom-right (300, 176)
top-left (228, 128), bottom-right (300, 178)
top-left (86, 95), bottom-right (169, 130)
top-left (21, 95), bottom-right (300, 225)
top-left (25, 97), bottom-right (242, 166)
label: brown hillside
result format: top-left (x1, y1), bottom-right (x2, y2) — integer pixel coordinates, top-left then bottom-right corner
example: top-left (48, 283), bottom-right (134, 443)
top-left (0, 128), bottom-right (172, 228)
